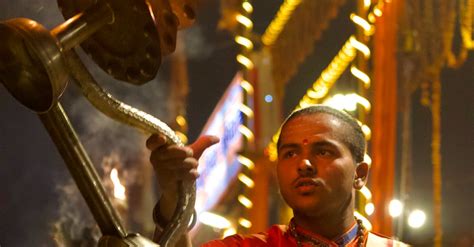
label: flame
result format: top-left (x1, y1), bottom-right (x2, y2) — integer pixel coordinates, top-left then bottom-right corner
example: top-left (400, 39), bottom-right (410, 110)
top-left (110, 168), bottom-right (126, 200)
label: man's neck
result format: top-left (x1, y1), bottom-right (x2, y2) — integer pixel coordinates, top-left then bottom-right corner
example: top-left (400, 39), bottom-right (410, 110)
top-left (292, 209), bottom-right (356, 240)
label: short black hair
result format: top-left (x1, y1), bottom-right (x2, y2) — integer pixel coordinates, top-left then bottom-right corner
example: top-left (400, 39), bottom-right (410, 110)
top-left (277, 105), bottom-right (366, 163)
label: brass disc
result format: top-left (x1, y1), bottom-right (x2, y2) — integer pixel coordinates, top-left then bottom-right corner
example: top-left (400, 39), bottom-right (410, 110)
top-left (58, 0), bottom-right (166, 85)
top-left (0, 18), bottom-right (68, 113)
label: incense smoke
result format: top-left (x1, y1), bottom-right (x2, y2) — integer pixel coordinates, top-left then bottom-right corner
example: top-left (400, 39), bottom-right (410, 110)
top-left (182, 25), bottom-right (215, 60)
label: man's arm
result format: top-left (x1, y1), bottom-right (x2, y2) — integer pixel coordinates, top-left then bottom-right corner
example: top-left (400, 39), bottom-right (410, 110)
top-left (147, 134), bottom-right (219, 246)
top-left (152, 193), bottom-right (192, 246)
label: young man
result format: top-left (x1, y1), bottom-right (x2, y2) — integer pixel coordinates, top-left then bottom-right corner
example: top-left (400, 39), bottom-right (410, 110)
top-left (147, 105), bottom-right (408, 246)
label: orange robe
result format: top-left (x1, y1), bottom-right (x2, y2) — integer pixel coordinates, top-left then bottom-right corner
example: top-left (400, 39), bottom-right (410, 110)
top-left (202, 223), bottom-right (409, 247)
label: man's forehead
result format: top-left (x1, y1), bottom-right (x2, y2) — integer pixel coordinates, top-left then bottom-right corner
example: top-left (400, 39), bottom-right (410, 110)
top-left (278, 113), bottom-right (350, 146)
top-left (282, 113), bottom-right (344, 132)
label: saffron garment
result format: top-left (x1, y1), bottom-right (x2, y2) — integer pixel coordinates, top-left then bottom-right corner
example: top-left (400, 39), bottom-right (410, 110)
top-left (202, 222), bottom-right (409, 247)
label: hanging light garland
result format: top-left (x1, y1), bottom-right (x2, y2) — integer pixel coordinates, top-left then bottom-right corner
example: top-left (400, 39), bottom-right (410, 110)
top-left (234, 0), bottom-right (255, 235)
top-left (206, 0), bottom-right (256, 236)
top-left (261, 0), bottom-right (303, 46)
top-left (349, 0), bottom-right (378, 224)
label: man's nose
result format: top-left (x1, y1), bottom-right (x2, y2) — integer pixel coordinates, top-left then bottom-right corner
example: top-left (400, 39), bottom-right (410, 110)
top-left (297, 159), bottom-right (316, 176)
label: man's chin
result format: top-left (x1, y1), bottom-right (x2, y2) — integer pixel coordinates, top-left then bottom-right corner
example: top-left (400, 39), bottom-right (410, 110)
top-left (290, 200), bottom-right (325, 217)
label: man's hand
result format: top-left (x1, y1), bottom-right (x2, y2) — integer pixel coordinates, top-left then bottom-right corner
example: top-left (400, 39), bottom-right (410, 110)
top-left (147, 135), bottom-right (218, 245)
top-left (146, 134), bottom-right (220, 198)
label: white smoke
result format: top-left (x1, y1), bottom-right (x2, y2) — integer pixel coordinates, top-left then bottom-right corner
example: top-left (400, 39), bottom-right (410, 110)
top-left (51, 180), bottom-right (101, 247)
top-left (182, 25), bottom-right (215, 60)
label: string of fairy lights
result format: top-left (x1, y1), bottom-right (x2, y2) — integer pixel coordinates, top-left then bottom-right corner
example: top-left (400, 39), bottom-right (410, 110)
top-left (234, 0), bottom-right (256, 235)
top-left (197, 0), bottom-right (257, 236)
top-left (191, 1), bottom-right (256, 235)
top-left (350, 0), bottom-right (375, 228)
top-left (261, 0), bottom-right (303, 46)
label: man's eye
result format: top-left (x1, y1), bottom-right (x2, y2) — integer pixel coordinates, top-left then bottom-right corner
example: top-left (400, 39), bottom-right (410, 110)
top-left (284, 151), bottom-right (296, 158)
top-left (316, 150), bottom-right (331, 156)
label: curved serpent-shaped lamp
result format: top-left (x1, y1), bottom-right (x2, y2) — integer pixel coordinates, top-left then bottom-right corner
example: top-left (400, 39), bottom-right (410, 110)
top-left (0, 0), bottom-right (197, 246)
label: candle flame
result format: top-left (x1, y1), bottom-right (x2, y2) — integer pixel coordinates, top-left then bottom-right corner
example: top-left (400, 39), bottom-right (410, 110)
top-left (110, 168), bottom-right (126, 200)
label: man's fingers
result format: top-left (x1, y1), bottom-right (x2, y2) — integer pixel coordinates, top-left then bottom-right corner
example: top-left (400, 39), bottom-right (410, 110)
top-left (150, 146), bottom-right (193, 164)
top-left (149, 135), bottom-right (217, 186)
top-left (170, 168), bottom-right (199, 180)
top-left (157, 167), bottom-right (199, 181)
top-left (152, 154), bottom-right (198, 173)
top-left (187, 168), bottom-right (200, 180)
top-left (168, 157), bottom-right (198, 171)
top-left (189, 135), bottom-right (220, 159)
top-left (146, 134), bottom-right (167, 150)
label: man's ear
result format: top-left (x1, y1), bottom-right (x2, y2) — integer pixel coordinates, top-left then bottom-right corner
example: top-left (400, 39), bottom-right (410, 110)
top-left (353, 162), bottom-right (369, 190)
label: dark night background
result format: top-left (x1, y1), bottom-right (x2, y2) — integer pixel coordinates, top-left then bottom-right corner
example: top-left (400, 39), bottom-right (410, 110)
top-left (1, 0), bottom-right (473, 246)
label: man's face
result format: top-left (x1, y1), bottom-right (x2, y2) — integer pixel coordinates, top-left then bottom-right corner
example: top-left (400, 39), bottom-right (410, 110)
top-left (277, 113), bottom-right (358, 217)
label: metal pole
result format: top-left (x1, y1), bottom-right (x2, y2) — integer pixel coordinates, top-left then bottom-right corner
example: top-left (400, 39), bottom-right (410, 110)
top-left (38, 103), bottom-right (127, 237)
top-left (51, 2), bottom-right (114, 52)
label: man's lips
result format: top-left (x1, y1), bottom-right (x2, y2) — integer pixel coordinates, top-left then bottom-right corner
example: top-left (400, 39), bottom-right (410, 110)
top-left (294, 177), bottom-right (322, 188)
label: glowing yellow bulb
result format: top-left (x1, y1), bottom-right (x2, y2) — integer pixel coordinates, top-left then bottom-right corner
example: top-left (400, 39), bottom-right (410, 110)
top-left (364, 153), bottom-right (372, 166)
top-left (238, 195), bottom-right (253, 208)
top-left (350, 36), bottom-right (371, 58)
top-left (365, 202), bottom-right (375, 216)
top-left (354, 211), bottom-right (373, 230)
top-left (239, 125), bottom-right (255, 142)
top-left (350, 66), bottom-right (371, 88)
top-left (374, 7), bottom-right (383, 17)
top-left (359, 186), bottom-right (373, 200)
top-left (236, 54), bottom-right (254, 69)
top-left (176, 115), bottom-right (187, 127)
top-left (350, 13), bottom-right (374, 36)
top-left (298, 100), bottom-right (312, 108)
top-left (240, 80), bottom-right (254, 95)
top-left (238, 218), bottom-right (252, 228)
top-left (239, 103), bottom-right (254, 118)
top-left (389, 199), bottom-right (404, 218)
top-left (368, 13), bottom-right (376, 23)
top-left (361, 124), bottom-right (371, 140)
top-left (242, 2), bottom-right (253, 13)
top-left (223, 227), bottom-right (237, 238)
top-left (175, 131), bottom-right (189, 144)
top-left (408, 209), bottom-right (426, 228)
top-left (364, 0), bottom-right (371, 9)
top-left (238, 173), bottom-right (255, 188)
top-left (236, 14), bottom-right (253, 29)
top-left (235, 35), bottom-right (254, 49)
top-left (349, 93), bottom-right (371, 111)
top-left (238, 155), bottom-right (255, 170)
top-left (267, 143), bottom-right (278, 162)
